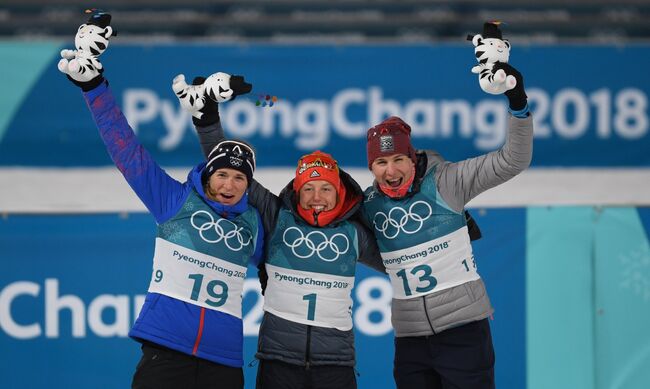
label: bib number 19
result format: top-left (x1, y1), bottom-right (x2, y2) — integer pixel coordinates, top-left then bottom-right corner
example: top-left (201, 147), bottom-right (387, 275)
top-left (188, 274), bottom-right (229, 307)
top-left (396, 265), bottom-right (437, 296)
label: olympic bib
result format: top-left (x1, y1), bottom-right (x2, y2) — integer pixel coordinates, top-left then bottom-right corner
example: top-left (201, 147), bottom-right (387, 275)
top-left (373, 200), bottom-right (434, 240)
top-left (263, 263), bottom-right (355, 330)
top-left (381, 226), bottom-right (480, 299)
top-left (186, 209), bottom-right (253, 254)
top-left (148, 238), bottom-right (247, 318)
top-left (282, 226), bottom-right (350, 263)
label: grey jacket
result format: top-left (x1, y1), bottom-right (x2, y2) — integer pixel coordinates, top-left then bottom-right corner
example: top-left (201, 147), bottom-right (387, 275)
top-left (196, 121), bottom-right (385, 367)
top-left (378, 114), bottom-right (534, 337)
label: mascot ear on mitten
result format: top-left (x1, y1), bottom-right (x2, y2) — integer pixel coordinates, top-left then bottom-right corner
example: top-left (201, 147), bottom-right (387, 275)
top-left (467, 22), bottom-right (517, 95)
top-left (172, 71), bottom-right (253, 119)
top-left (58, 10), bottom-right (115, 83)
top-left (172, 74), bottom-right (207, 119)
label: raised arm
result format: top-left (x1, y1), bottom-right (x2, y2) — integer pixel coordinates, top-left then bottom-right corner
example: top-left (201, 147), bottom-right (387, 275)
top-left (197, 121), bottom-right (226, 159)
top-left (172, 74), bottom-right (227, 158)
top-left (59, 13), bottom-right (186, 224)
top-left (433, 63), bottom-right (533, 212)
top-left (84, 84), bottom-right (187, 223)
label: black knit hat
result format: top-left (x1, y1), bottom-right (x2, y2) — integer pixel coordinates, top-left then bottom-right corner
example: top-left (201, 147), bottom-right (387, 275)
top-left (85, 9), bottom-right (112, 29)
top-left (483, 22), bottom-right (503, 39)
top-left (204, 140), bottom-right (256, 186)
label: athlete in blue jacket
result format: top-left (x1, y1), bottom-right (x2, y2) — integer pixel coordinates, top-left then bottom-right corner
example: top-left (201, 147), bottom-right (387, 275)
top-left (58, 13), bottom-right (263, 389)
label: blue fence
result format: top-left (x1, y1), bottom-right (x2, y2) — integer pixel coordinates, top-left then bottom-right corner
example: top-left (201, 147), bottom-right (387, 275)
top-left (0, 210), bottom-right (525, 389)
top-left (2, 208), bottom-right (649, 388)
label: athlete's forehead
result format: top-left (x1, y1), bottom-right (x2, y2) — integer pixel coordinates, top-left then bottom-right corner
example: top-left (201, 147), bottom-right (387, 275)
top-left (373, 153), bottom-right (411, 163)
top-left (301, 180), bottom-right (336, 189)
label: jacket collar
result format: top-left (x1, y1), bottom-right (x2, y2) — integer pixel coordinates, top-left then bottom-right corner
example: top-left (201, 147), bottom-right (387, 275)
top-left (279, 167), bottom-right (362, 227)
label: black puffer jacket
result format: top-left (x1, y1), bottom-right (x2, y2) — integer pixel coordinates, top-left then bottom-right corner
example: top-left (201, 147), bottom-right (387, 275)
top-left (252, 172), bottom-right (384, 366)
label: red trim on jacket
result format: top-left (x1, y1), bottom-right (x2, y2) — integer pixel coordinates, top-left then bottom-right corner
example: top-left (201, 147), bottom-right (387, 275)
top-left (192, 308), bottom-right (206, 355)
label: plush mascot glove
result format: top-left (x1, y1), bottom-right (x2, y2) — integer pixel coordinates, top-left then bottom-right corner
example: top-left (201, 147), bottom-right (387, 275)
top-left (172, 74), bottom-right (207, 120)
top-left (468, 22), bottom-right (517, 95)
top-left (173, 72), bottom-right (252, 127)
top-left (204, 72), bottom-right (253, 103)
top-left (492, 62), bottom-right (527, 111)
top-left (58, 10), bottom-right (115, 91)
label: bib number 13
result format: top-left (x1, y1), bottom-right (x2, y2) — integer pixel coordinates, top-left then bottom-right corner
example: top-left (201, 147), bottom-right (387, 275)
top-left (396, 265), bottom-right (438, 296)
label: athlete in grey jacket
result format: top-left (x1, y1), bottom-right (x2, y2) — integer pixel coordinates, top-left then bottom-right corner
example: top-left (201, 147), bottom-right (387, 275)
top-left (361, 62), bottom-right (532, 388)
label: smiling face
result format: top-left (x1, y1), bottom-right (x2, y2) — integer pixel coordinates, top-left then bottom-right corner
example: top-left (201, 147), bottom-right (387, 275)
top-left (370, 153), bottom-right (415, 188)
top-left (205, 168), bottom-right (248, 205)
top-left (204, 72), bottom-right (233, 103)
top-left (74, 23), bottom-right (112, 56)
top-left (474, 37), bottom-right (511, 64)
top-left (298, 180), bottom-right (338, 213)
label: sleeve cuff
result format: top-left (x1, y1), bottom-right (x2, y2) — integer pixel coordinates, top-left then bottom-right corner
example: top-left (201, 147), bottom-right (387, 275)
top-left (509, 103), bottom-right (530, 119)
top-left (83, 79), bottom-right (109, 102)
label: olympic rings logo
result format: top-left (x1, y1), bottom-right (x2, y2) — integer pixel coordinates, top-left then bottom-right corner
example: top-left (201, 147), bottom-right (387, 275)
top-left (373, 201), bottom-right (433, 239)
top-left (190, 210), bottom-right (252, 251)
top-left (229, 156), bottom-right (243, 167)
top-left (282, 227), bottom-right (350, 262)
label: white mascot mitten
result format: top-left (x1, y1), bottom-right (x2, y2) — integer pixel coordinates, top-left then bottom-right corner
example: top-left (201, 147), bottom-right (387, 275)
top-left (468, 22), bottom-right (516, 95)
top-left (173, 72), bottom-right (252, 126)
top-left (172, 74), bottom-right (207, 119)
top-left (58, 10), bottom-right (115, 90)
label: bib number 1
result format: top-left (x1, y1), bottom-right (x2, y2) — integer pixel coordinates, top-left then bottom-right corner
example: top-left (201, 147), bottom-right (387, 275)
top-left (396, 265), bottom-right (438, 296)
top-left (302, 293), bottom-right (317, 321)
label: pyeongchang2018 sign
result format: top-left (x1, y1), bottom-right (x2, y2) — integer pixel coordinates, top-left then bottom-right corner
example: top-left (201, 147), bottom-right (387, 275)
top-left (0, 44), bottom-right (648, 168)
top-left (123, 85), bottom-right (648, 155)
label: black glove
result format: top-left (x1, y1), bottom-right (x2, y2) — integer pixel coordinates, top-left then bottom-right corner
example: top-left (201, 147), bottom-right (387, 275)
top-left (66, 73), bottom-right (105, 92)
top-left (492, 62), bottom-right (527, 111)
top-left (229, 75), bottom-right (253, 99)
top-left (190, 76), bottom-right (220, 127)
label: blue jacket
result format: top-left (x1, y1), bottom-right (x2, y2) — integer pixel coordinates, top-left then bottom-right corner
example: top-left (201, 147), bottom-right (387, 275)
top-left (84, 81), bottom-right (264, 367)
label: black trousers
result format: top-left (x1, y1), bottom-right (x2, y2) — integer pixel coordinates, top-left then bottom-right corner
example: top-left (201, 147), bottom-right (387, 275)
top-left (394, 319), bottom-right (495, 389)
top-left (131, 342), bottom-right (244, 389)
top-left (256, 359), bottom-right (356, 389)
